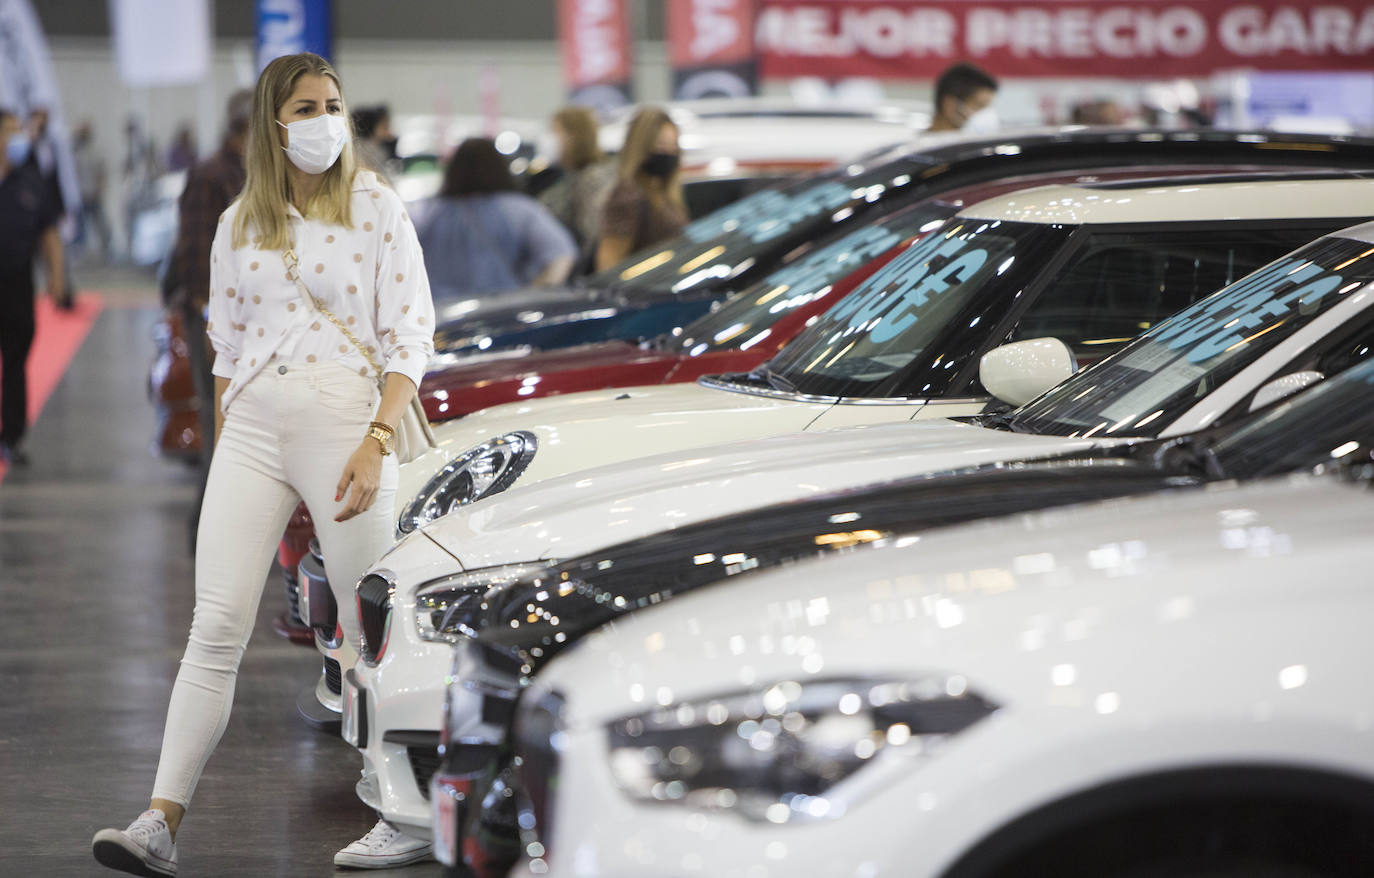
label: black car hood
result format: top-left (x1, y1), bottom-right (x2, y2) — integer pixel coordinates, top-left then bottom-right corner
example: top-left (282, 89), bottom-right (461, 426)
top-left (472, 458), bottom-right (1199, 668)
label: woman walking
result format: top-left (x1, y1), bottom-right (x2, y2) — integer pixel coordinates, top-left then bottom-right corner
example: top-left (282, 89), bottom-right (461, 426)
top-left (91, 52), bottom-right (434, 875)
top-left (594, 106), bottom-right (688, 271)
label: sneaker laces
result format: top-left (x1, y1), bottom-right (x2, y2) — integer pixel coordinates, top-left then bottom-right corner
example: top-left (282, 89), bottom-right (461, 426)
top-left (124, 812), bottom-right (168, 844)
top-left (355, 820), bottom-right (402, 851)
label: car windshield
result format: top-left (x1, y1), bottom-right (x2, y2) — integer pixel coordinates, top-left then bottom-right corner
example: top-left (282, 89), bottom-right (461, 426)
top-left (587, 148), bottom-right (933, 297)
top-left (660, 201), bottom-right (957, 356)
top-left (1010, 235), bottom-right (1374, 439)
top-left (754, 218), bottom-right (1070, 398)
top-left (1209, 345), bottom-right (1374, 479)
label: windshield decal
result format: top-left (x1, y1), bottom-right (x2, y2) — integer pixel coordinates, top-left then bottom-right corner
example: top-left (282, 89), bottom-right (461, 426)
top-left (762, 223), bottom-right (904, 297)
top-left (1150, 257), bottom-right (1347, 363)
top-left (684, 180), bottom-right (856, 245)
top-left (828, 227), bottom-right (990, 344)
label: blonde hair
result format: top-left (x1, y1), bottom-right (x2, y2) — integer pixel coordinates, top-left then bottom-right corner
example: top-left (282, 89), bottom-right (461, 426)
top-left (616, 106), bottom-right (684, 212)
top-left (232, 52), bottom-right (356, 251)
top-left (553, 105), bottom-right (602, 171)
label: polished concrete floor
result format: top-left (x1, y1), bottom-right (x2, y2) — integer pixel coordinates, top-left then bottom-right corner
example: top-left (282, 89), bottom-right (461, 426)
top-left (0, 266), bottom-right (442, 876)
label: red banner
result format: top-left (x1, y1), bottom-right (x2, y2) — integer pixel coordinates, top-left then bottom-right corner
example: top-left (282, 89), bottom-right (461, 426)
top-left (558, 0), bottom-right (635, 107)
top-left (668, 0), bottom-right (759, 98)
top-left (756, 1), bottom-right (1374, 79)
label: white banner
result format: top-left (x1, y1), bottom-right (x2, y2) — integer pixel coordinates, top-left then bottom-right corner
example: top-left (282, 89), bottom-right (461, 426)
top-left (111, 0), bottom-right (211, 87)
top-left (0, 0), bottom-right (81, 225)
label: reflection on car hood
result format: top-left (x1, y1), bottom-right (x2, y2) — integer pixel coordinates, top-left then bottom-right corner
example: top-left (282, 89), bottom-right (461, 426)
top-left (473, 458), bottom-right (1197, 667)
top-left (422, 416), bottom-right (1109, 567)
top-left (432, 286), bottom-right (606, 338)
top-left (534, 474), bottom-right (1373, 727)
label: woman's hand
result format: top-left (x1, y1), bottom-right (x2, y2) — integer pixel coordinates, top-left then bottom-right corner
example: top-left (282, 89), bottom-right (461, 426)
top-left (335, 438), bottom-right (384, 522)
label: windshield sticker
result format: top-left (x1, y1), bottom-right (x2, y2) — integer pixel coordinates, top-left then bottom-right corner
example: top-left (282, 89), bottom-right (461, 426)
top-left (683, 181), bottom-right (856, 245)
top-left (761, 223), bottom-right (903, 298)
top-left (827, 228), bottom-right (991, 345)
top-left (1149, 257), bottom-right (1347, 364)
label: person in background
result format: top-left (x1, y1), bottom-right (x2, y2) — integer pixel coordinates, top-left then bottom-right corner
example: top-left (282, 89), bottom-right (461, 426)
top-left (73, 120), bottom-right (112, 258)
top-left (926, 62), bottom-right (1000, 134)
top-left (122, 116), bottom-right (155, 261)
top-left (162, 88), bottom-right (252, 553)
top-left (25, 107), bottom-right (75, 305)
top-left (0, 108), bottom-right (64, 466)
top-left (165, 124), bottom-right (196, 173)
top-left (594, 105), bottom-right (687, 272)
top-left (537, 105), bottom-right (616, 258)
top-left (416, 137), bottom-right (576, 304)
top-left (352, 104), bottom-right (397, 185)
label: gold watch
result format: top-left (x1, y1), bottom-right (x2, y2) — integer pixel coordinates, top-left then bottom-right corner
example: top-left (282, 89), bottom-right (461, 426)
top-left (366, 424), bottom-right (393, 455)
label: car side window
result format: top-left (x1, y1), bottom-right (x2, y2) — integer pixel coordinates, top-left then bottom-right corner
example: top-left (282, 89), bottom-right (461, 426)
top-left (1008, 227), bottom-right (1339, 363)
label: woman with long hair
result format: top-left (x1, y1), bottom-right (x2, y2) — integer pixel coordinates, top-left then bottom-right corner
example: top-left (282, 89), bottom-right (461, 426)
top-left (594, 106), bottom-right (687, 271)
top-left (91, 52), bottom-right (435, 875)
top-left (538, 104), bottom-right (616, 250)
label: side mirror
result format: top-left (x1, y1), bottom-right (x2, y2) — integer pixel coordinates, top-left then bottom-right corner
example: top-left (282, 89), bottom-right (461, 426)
top-left (979, 338), bottom-right (1078, 408)
top-left (1249, 370), bottom-right (1324, 412)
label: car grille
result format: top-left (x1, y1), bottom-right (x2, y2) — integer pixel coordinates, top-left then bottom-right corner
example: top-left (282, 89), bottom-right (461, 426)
top-left (323, 657), bottom-right (342, 696)
top-left (514, 690), bottom-right (566, 856)
top-left (357, 573), bottom-right (394, 664)
top-left (281, 566), bottom-right (305, 627)
top-left (409, 746), bottom-right (442, 800)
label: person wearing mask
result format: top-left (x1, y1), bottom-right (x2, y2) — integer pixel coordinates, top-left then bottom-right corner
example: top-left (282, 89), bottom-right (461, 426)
top-left (594, 106), bottom-right (687, 272)
top-left (91, 52), bottom-right (435, 876)
top-left (926, 62), bottom-right (1000, 134)
top-left (0, 108), bottom-right (64, 466)
top-left (162, 88), bottom-right (252, 553)
top-left (352, 104), bottom-right (397, 185)
top-left (416, 137), bottom-right (576, 305)
top-left (538, 105), bottom-right (616, 253)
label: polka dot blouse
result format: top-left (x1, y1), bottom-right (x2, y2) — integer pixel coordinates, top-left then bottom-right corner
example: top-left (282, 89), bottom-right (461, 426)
top-left (207, 170), bottom-right (435, 412)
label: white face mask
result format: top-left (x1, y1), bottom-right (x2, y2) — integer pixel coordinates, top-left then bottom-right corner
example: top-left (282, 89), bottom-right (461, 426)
top-left (277, 113), bottom-right (348, 175)
top-left (963, 106), bottom-right (1000, 135)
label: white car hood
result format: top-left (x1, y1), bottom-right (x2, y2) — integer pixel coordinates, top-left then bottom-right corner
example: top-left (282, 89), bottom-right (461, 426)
top-left (400, 381), bottom-right (835, 502)
top-left (533, 474), bottom-right (1374, 728)
top-left (422, 417), bottom-right (1109, 568)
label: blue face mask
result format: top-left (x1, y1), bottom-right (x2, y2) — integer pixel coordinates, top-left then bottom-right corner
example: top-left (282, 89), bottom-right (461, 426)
top-left (6, 132), bottom-right (30, 166)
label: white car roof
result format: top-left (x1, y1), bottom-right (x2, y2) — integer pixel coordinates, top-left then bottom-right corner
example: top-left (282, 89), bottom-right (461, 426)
top-left (961, 176), bottom-right (1374, 225)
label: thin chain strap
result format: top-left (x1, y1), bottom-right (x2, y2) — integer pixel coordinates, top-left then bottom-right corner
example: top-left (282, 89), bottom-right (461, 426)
top-left (283, 245), bottom-right (386, 388)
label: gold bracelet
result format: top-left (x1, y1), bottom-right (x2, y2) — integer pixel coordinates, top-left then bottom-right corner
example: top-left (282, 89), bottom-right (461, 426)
top-left (366, 424), bottom-right (393, 455)
top-left (368, 420), bottom-right (395, 437)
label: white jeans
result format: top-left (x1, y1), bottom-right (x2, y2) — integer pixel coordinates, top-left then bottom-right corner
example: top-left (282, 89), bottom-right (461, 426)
top-left (151, 361), bottom-right (398, 806)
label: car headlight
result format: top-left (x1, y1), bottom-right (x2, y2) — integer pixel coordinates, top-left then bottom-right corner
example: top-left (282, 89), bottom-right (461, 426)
top-left (397, 431), bottom-right (537, 535)
top-left (607, 676), bottom-right (997, 823)
top-left (414, 563), bottom-right (553, 644)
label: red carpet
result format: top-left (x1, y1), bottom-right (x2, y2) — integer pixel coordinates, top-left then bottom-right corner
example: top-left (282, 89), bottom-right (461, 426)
top-left (0, 292), bottom-right (104, 484)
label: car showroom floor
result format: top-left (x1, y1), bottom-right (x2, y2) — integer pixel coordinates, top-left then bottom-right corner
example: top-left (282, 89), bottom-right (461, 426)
top-left (0, 266), bottom-right (443, 876)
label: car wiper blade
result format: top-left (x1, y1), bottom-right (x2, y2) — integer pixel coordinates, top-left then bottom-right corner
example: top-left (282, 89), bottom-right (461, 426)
top-left (747, 364), bottom-right (798, 394)
top-left (1148, 435), bottom-right (1225, 479)
top-left (977, 409), bottom-right (1026, 433)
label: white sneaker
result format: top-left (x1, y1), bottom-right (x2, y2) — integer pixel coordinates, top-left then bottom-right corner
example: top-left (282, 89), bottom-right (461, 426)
top-left (334, 818), bottom-right (434, 869)
top-left (91, 809), bottom-right (178, 877)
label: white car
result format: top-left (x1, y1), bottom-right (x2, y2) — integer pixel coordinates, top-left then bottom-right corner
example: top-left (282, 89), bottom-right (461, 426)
top-left (396, 175), bottom-right (1374, 537)
top-left (342, 221), bottom-right (1374, 839)
top-left (511, 473), bottom-right (1374, 878)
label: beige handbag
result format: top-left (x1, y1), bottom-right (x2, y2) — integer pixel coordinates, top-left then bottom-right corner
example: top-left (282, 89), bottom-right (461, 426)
top-left (283, 243), bottom-right (434, 464)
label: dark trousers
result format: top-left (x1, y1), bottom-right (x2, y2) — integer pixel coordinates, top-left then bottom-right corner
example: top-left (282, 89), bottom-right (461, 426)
top-left (0, 289), bottom-right (35, 448)
top-left (183, 303), bottom-right (217, 548)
